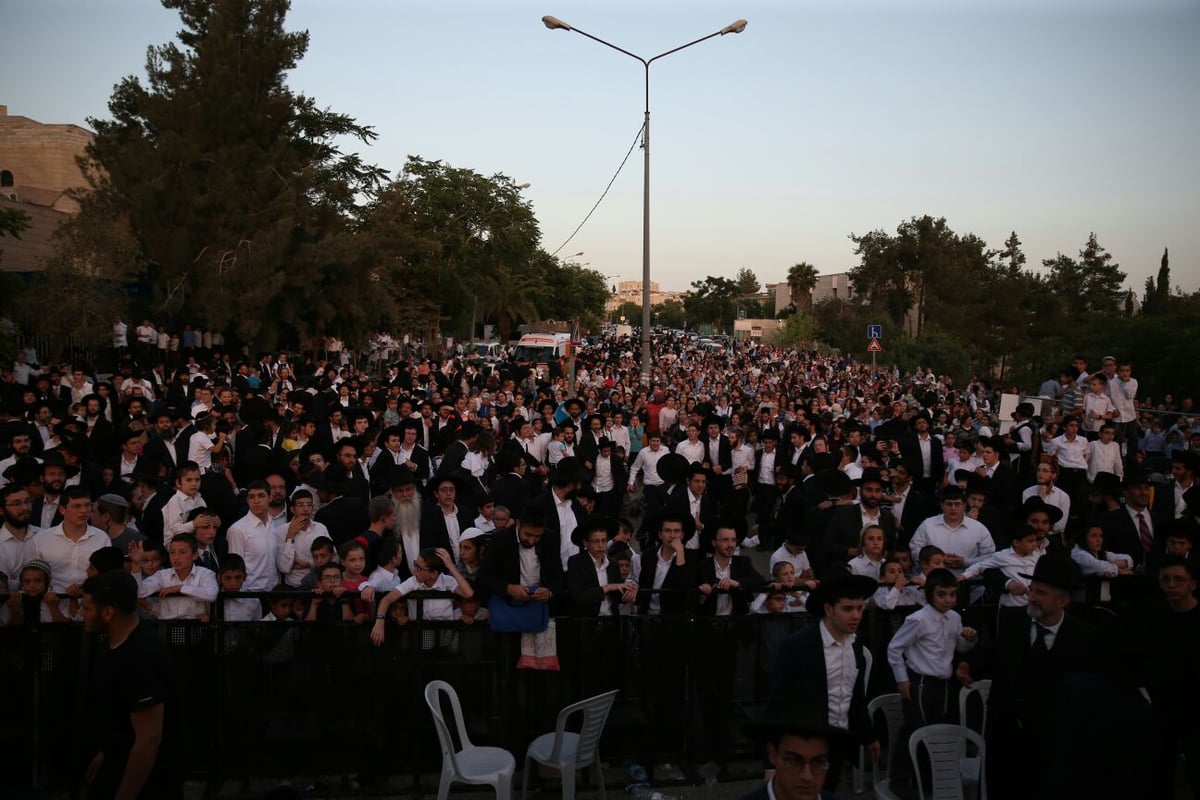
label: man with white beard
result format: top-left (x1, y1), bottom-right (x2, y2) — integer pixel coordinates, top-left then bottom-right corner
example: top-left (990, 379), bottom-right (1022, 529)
top-left (389, 470), bottom-right (427, 578)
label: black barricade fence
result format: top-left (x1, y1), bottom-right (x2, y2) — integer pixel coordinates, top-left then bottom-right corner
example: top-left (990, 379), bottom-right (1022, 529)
top-left (0, 577), bottom-right (1154, 795)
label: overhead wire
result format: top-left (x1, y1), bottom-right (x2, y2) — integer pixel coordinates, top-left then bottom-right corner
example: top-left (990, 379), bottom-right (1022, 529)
top-left (548, 123), bottom-right (644, 258)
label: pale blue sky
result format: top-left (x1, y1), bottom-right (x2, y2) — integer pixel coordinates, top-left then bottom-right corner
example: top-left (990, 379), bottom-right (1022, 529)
top-left (3, 0), bottom-right (1197, 293)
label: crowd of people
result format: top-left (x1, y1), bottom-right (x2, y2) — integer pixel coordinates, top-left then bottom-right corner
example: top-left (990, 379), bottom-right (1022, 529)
top-left (1, 330), bottom-right (1197, 798)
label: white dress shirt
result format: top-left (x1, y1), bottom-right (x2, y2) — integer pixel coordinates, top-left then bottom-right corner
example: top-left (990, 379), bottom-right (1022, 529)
top-left (1021, 485), bottom-right (1071, 533)
top-left (628, 446), bottom-right (666, 486)
top-left (959, 547), bottom-right (1041, 606)
top-left (138, 566), bottom-right (219, 619)
top-left (30, 524), bottom-right (108, 593)
top-left (1051, 434), bottom-right (1090, 469)
top-left (908, 515), bottom-right (996, 576)
top-left (227, 512), bottom-right (279, 591)
top-left (675, 438), bottom-right (705, 465)
top-left (554, 494), bottom-right (579, 569)
top-left (162, 490), bottom-right (206, 545)
top-left (820, 620), bottom-right (858, 730)
top-left (0, 524), bottom-right (39, 592)
top-left (886, 604), bottom-right (973, 682)
top-left (276, 520), bottom-right (332, 588)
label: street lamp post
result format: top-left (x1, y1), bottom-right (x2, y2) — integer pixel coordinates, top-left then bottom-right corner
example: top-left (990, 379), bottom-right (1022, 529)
top-left (542, 15), bottom-right (747, 388)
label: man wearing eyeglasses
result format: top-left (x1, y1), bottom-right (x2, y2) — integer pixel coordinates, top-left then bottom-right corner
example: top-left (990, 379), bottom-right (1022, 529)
top-left (742, 692), bottom-right (854, 800)
top-left (0, 485), bottom-right (39, 591)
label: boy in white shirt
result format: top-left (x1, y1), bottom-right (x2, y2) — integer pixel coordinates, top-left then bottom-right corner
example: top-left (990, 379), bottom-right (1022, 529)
top-left (138, 533), bottom-right (219, 620)
top-left (369, 547), bottom-right (472, 646)
top-left (873, 556), bottom-right (925, 610)
top-left (161, 462), bottom-right (206, 546)
top-left (957, 526), bottom-right (1041, 607)
top-left (1086, 424), bottom-right (1124, 483)
top-left (887, 568), bottom-right (977, 769)
top-left (1082, 374), bottom-right (1116, 437)
top-left (767, 532), bottom-right (818, 590)
top-left (218, 555), bottom-right (261, 622)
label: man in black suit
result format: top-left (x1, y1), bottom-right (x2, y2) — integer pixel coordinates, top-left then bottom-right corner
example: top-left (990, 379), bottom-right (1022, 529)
top-left (490, 449), bottom-right (534, 524)
top-left (575, 413), bottom-right (607, 469)
top-left (311, 473), bottom-right (369, 546)
top-left (977, 435), bottom-right (1018, 516)
top-left (961, 556), bottom-right (1097, 799)
top-left (328, 438), bottom-right (371, 500)
top-left (422, 474), bottom-right (476, 562)
top-left (635, 511), bottom-right (698, 779)
top-left (371, 422), bottom-right (430, 495)
top-left (1100, 469), bottom-right (1168, 569)
top-left (434, 421), bottom-right (476, 482)
top-left (887, 459), bottom-right (935, 546)
top-left (694, 521), bottom-right (768, 766)
top-left (702, 416), bottom-right (734, 514)
top-left (824, 468), bottom-right (898, 566)
top-left (667, 464), bottom-right (718, 552)
top-left (477, 500), bottom-right (564, 604)
top-left (900, 411), bottom-right (944, 492)
top-left (769, 573), bottom-right (880, 790)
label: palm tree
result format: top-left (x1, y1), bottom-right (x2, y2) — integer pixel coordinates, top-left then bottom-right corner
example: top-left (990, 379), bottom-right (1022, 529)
top-left (477, 263), bottom-right (540, 343)
top-left (787, 262), bottom-right (819, 312)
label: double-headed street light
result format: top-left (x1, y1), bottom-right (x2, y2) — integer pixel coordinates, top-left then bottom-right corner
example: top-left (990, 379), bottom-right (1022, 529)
top-left (542, 14), bottom-right (747, 387)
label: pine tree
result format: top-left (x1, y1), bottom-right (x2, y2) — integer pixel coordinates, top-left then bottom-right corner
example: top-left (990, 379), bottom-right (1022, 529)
top-left (79, 0), bottom-right (387, 348)
top-left (1076, 232), bottom-right (1126, 312)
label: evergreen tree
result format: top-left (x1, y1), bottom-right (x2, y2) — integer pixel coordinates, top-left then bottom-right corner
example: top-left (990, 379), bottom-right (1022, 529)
top-left (1076, 232), bottom-right (1126, 312)
top-left (77, 0), bottom-right (387, 348)
top-left (1157, 248), bottom-right (1171, 307)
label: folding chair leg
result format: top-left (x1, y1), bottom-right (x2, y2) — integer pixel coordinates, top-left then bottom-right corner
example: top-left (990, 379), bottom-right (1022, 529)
top-left (595, 761), bottom-right (607, 800)
top-left (521, 757), bottom-right (532, 800)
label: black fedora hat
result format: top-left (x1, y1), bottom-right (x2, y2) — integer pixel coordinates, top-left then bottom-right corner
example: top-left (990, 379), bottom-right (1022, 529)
top-left (39, 450), bottom-right (80, 479)
top-left (1090, 471), bottom-right (1122, 499)
top-left (1019, 555), bottom-right (1080, 591)
top-left (656, 452), bottom-right (690, 485)
top-left (805, 571), bottom-right (878, 615)
top-left (744, 694), bottom-right (855, 752)
top-left (1019, 495), bottom-right (1063, 524)
top-left (856, 467), bottom-right (885, 487)
top-left (550, 456), bottom-right (589, 486)
top-left (1122, 467), bottom-right (1152, 488)
top-left (571, 515), bottom-right (621, 547)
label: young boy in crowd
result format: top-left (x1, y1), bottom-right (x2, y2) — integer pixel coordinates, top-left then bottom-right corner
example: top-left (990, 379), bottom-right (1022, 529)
top-left (369, 547), bottom-right (472, 646)
top-left (2, 560), bottom-right (69, 625)
top-left (219, 555), bottom-right (261, 622)
top-left (887, 568), bottom-right (978, 787)
top-left (299, 537), bottom-right (337, 590)
top-left (306, 562), bottom-right (352, 623)
top-left (958, 526), bottom-right (1041, 607)
top-left (768, 531), bottom-right (818, 590)
top-left (162, 461), bottom-right (207, 545)
top-left (137, 533), bottom-right (219, 620)
top-left (873, 555), bottom-right (926, 610)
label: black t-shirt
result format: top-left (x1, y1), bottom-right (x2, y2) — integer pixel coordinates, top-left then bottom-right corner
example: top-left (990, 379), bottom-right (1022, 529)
top-left (87, 624), bottom-right (182, 800)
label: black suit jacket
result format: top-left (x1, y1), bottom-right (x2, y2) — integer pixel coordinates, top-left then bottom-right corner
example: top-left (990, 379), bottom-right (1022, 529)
top-left (313, 495), bottom-right (370, 546)
top-left (694, 555), bottom-right (766, 616)
top-left (30, 496), bottom-right (64, 529)
top-left (702, 435), bottom-right (733, 474)
top-left (894, 487), bottom-right (936, 544)
top-left (141, 437), bottom-right (180, 473)
top-left (984, 461), bottom-right (1019, 511)
top-left (418, 501), bottom-right (475, 554)
top-left (565, 552), bottom-right (625, 617)
top-left (1099, 506), bottom-right (1167, 569)
top-left (636, 547), bottom-right (698, 615)
top-left (490, 472), bottom-right (534, 522)
top-left (769, 622), bottom-right (874, 745)
top-left (436, 439), bottom-right (470, 481)
top-left (477, 526), bottom-right (564, 600)
top-left (900, 434), bottom-right (945, 487)
top-left (666, 489), bottom-right (718, 552)
top-left (824, 504), bottom-right (898, 563)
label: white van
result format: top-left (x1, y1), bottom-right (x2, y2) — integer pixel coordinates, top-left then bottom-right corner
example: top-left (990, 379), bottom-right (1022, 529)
top-left (512, 332), bottom-right (572, 377)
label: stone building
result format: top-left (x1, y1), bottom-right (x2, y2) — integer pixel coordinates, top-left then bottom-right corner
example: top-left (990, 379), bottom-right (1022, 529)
top-left (0, 105), bottom-right (93, 271)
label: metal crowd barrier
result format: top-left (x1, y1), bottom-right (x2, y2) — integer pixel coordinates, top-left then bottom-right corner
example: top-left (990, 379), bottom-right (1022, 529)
top-left (0, 579), bottom-right (1149, 797)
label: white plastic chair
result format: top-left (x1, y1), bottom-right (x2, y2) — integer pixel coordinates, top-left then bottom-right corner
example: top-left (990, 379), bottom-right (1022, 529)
top-left (521, 689), bottom-right (620, 800)
top-left (424, 679), bottom-right (516, 800)
top-left (957, 679), bottom-right (991, 735)
top-left (908, 723), bottom-right (987, 800)
top-left (851, 646), bottom-right (874, 793)
top-left (863, 693), bottom-right (905, 799)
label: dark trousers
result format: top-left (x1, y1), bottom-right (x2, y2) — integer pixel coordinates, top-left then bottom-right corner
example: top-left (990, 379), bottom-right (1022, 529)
top-left (895, 672), bottom-right (957, 788)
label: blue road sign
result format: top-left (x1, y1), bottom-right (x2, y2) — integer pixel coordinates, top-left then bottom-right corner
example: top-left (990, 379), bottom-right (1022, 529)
top-left (867, 324), bottom-right (882, 339)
